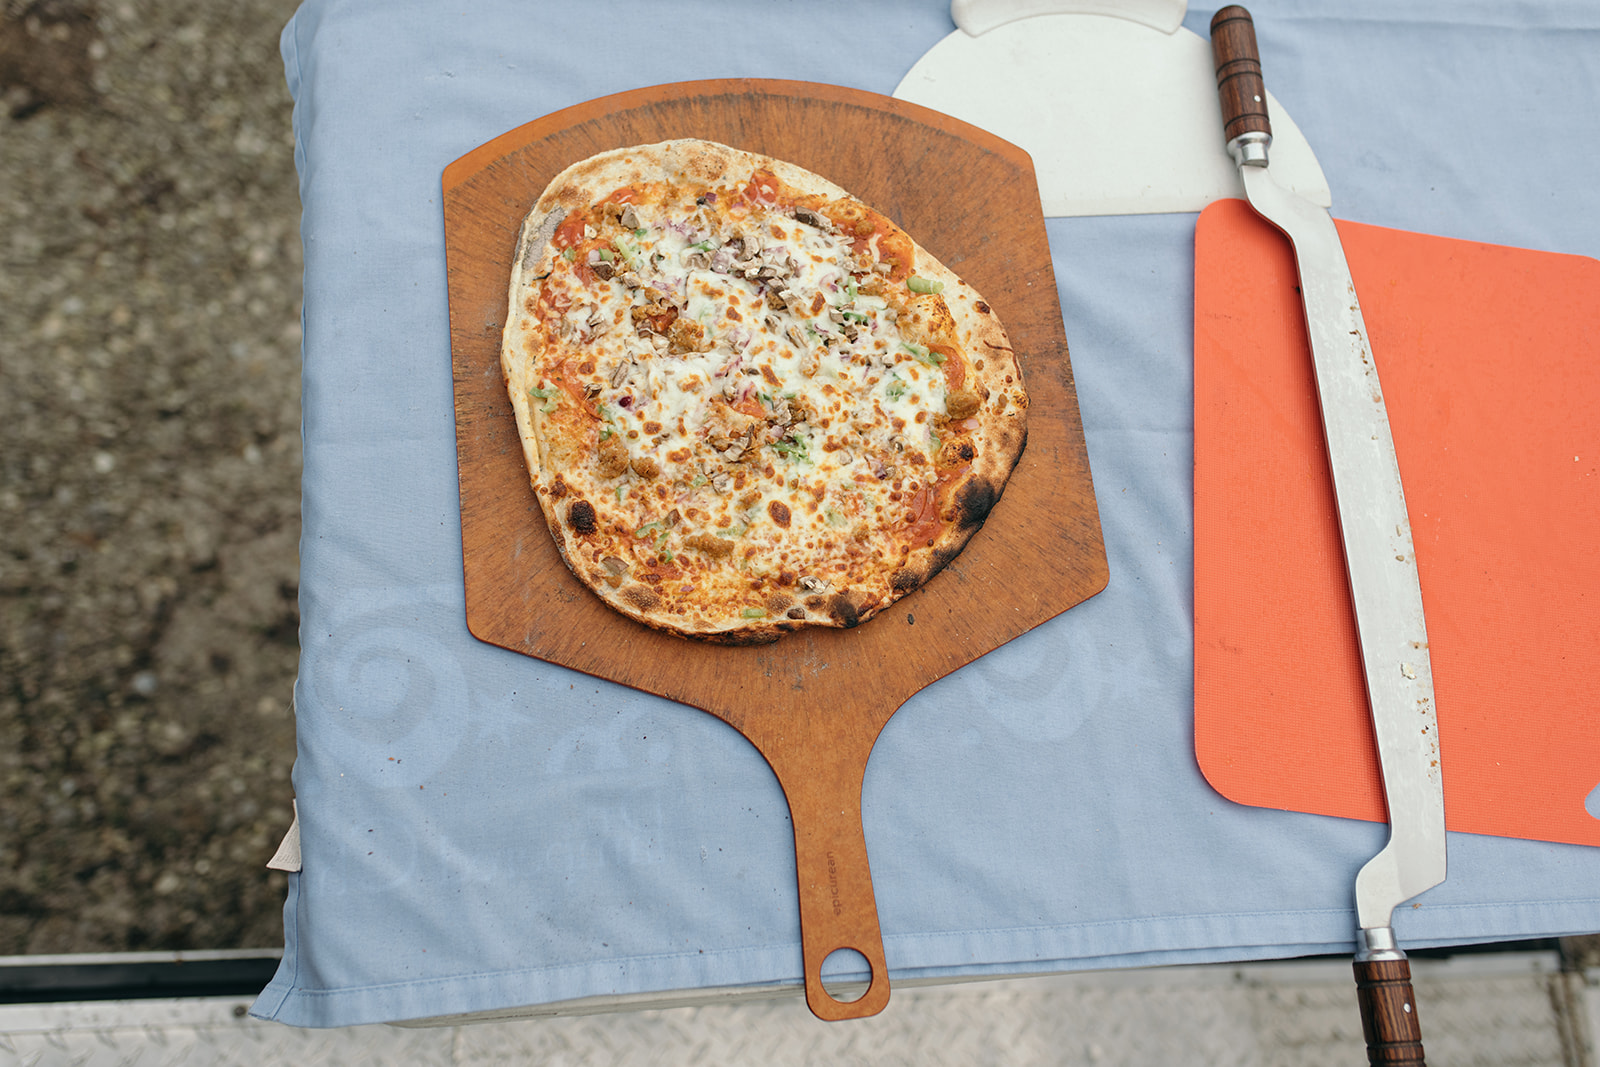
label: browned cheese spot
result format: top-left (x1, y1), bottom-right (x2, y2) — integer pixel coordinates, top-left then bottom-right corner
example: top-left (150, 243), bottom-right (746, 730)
top-left (767, 500), bottom-right (791, 528)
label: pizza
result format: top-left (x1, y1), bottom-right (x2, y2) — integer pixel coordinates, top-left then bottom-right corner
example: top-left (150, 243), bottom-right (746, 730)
top-left (500, 139), bottom-right (1027, 643)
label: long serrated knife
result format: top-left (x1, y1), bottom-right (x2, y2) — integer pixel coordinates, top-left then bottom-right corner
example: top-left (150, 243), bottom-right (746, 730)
top-left (1209, 7), bottom-right (1447, 1065)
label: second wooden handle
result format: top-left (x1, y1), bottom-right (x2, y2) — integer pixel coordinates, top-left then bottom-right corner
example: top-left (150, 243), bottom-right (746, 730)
top-left (1210, 5), bottom-right (1272, 144)
top-left (1354, 957), bottom-right (1427, 1065)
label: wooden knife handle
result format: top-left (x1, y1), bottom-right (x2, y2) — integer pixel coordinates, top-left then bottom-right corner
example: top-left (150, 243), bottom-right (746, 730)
top-left (1210, 5), bottom-right (1272, 144)
top-left (1354, 957), bottom-right (1428, 1065)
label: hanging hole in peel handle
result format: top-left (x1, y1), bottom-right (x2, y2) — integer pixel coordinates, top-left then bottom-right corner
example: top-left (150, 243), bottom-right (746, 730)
top-left (819, 946), bottom-right (873, 1004)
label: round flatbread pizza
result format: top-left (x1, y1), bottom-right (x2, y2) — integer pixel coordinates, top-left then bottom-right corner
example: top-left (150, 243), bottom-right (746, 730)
top-left (500, 139), bottom-right (1027, 643)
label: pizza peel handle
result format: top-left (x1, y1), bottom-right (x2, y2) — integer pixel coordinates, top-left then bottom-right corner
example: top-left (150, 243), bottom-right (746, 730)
top-left (760, 721), bottom-right (892, 1019)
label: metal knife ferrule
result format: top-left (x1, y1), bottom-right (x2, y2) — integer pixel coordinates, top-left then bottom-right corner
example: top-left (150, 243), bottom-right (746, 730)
top-left (1227, 130), bottom-right (1271, 168)
top-left (1355, 926), bottom-right (1407, 963)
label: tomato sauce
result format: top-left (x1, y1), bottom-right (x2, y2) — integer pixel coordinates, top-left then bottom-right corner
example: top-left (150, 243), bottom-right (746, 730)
top-left (552, 212), bottom-right (589, 250)
top-left (602, 184), bottom-right (641, 206)
top-left (550, 361), bottom-right (598, 419)
top-left (539, 280), bottom-right (571, 315)
top-left (931, 344), bottom-right (966, 390)
top-left (897, 464), bottom-right (969, 548)
top-left (744, 168), bottom-right (781, 205)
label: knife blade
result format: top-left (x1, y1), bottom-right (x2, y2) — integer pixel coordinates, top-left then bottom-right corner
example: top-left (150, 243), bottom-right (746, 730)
top-left (1208, 7), bottom-right (1447, 1064)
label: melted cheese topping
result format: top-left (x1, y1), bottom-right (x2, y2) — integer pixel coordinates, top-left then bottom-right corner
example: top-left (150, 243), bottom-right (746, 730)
top-left (510, 169), bottom-right (983, 631)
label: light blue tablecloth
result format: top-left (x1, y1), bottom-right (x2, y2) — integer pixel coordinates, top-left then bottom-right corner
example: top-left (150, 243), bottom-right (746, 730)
top-left (253, 0), bottom-right (1600, 1027)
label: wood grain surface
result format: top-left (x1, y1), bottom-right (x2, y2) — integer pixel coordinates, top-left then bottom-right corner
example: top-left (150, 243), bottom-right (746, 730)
top-left (443, 79), bottom-right (1107, 1020)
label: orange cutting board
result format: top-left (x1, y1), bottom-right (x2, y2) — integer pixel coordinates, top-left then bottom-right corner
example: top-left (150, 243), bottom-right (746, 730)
top-left (1194, 197), bottom-right (1600, 847)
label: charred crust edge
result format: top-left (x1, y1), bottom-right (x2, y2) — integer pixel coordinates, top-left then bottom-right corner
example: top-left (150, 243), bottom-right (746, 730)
top-left (890, 567), bottom-right (922, 593)
top-left (953, 475), bottom-right (1000, 530)
top-left (567, 499), bottom-right (598, 535)
top-left (827, 591), bottom-right (864, 629)
top-left (619, 584), bottom-right (662, 613)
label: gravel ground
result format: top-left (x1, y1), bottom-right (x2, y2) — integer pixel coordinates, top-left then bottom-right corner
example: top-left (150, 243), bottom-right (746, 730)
top-left (0, 0), bottom-right (303, 953)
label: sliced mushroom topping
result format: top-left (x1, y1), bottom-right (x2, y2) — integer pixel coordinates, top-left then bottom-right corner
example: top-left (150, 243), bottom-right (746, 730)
top-left (609, 359), bottom-right (633, 388)
top-left (619, 204), bottom-right (641, 230)
top-left (793, 207), bottom-right (832, 231)
top-left (798, 575), bottom-right (829, 592)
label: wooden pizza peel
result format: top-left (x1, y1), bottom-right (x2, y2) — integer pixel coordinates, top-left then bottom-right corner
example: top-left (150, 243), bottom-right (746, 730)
top-left (443, 79), bottom-right (1107, 1020)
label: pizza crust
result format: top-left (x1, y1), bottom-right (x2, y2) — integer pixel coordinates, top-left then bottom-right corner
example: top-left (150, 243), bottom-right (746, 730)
top-left (502, 139), bottom-right (1027, 643)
